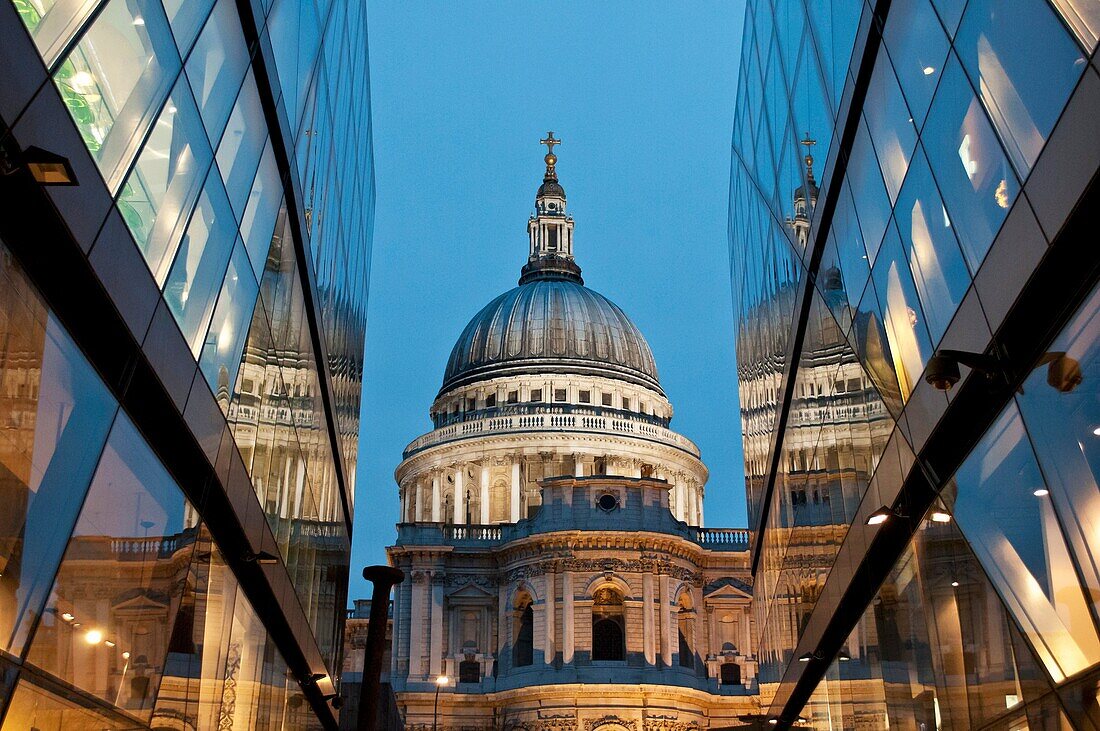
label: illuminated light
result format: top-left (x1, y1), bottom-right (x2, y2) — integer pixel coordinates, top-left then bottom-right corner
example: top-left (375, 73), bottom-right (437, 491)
top-left (70, 71), bottom-right (95, 91)
top-left (930, 511), bottom-right (952, 523)
top-left (167, 105), bottom-right (177, 114)
top-left (72, 622), bottom-right (81, 628)
top-left (435, 674), bottom-right (450, 685)
top-left (951, 580), bottom-right (960, 587)
top-left (942, 205), bottom-right (951, 227)
top-left (122, 651), bottom-right (131, 659)
top-left (838, 651), bottom-right (851, 661)
top-left (1092, 426), bottom-right (1100, 436)
top-left (104, 640), bottom-right (116, 648)
top-left (923, 66), bottom-right (935, 75)
top-left (85, 629), bottom-right (104, 645)
top-left (866, 506), bottom-right (895, 525)
top-left (995, 179), bottom-right (1009, 208)
top-left (132, 16), bottom-right (145, 25)
top-left (958, 134), bottom-right (978, 179)
top-left (768, 722), bottom-right (779, 726)
top-left (217, 320), bottom-right (234, 353)
top-left (1033, 488), bottom-right (1049, 497)
top-left (61, 612), bottom-right (75, 622)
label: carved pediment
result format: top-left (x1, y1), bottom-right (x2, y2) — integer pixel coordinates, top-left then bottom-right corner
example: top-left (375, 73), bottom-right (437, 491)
top-left (585, 716), bottom-right (637, 731)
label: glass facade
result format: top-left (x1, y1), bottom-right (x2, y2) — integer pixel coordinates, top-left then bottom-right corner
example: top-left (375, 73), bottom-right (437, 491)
top-left (0, 0), bottom-right (373, 726)
top-left (729, 0), bottom-right (1100, 726)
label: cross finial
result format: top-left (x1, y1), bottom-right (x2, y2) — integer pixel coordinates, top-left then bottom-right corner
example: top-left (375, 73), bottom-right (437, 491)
top-left (540, 131), bottom-right (560, 154)
top-left (801, 132), bottom-right (817, 179)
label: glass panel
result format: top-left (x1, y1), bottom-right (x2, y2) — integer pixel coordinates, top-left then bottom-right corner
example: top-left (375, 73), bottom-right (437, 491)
top-left (847, 120), bottom-right (893, 265)
top-left (217, 587), bottom-right (270, 728)
top-left (1016, 282), bottom-right (1100, 628)
top-left (151, 526), bottom-right (238, 730)
top-left (955, 0), bottom-right (1087, 176)
top-left (952, 404), bottom-right (1100, 682)
top-left (215, 76), bottom-right (268, 219)
top-left (882, 0), bottom-right (951, 128)
top-left (199, 242), bottom-right (259, 412)
top-left (0, 680), bottom-right (129, 729)
top-left (184, 0), bottom-right (249, 145)
top-left (239, 143), bottom-right (282, 280)
top-left (53, 0), bottom-right (180, 192)
top-left (164, 172), bottom-right (237, 356)
top-left (12, 0), bottom-right (101, 68)
top-left (922, 52), bottom-right (1018, 272)
top-left (870, 223), bottom-right (933, 403)
top-left (1048, 0), bottom-right (1100, 50)
top-left (24, 413), bottom-right (199, 718)
top-left (0, 247), bottom-right (117, 657)
top-left (117, 77), bottom-right (213, 286)
top-left (893, 146), bottom-right (972, 344)
top-left (863, 56), bottom-right (917, 203)
top-left (161, 0), bottom-right (215, 56)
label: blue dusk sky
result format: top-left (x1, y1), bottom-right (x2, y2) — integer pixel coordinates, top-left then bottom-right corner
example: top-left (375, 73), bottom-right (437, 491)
top-left (351, 2), bottom-right (748, 601)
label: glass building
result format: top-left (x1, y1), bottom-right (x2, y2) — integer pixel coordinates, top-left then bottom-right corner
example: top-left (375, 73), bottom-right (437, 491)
top-left (0, 0), bottom-right (373, 727)
top-left (729, 0), bottom-right (1100, 727)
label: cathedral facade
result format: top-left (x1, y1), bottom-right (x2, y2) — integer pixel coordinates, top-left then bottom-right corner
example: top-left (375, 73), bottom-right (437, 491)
top-left (386, 136), bottom-right (757, 730)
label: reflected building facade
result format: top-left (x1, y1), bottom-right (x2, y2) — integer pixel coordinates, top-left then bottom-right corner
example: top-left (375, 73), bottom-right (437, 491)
top-left (0, 0), bottom-right (373, 728)
top-left (729, 0), bottom-right (1100, 727)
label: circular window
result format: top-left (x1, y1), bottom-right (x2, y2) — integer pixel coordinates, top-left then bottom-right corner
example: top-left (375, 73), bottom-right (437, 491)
top-left (597, 493), bottom-right (619, 512)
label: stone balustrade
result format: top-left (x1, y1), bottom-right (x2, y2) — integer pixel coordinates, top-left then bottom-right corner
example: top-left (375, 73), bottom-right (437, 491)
top-left (404, 410), bottom-right (700, 459)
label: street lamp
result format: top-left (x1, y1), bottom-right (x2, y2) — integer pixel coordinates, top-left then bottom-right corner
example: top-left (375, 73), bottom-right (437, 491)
top-left (433, 674), bottom-right (449, 731)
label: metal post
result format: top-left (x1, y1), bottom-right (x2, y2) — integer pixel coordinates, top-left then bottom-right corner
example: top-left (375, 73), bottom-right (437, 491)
top-left (358, 565), bottom-right (405, 731)
top-left (433, 681), bottom-right (442, 731)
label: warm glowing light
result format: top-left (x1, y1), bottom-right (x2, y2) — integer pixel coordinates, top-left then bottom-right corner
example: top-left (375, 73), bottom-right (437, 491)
top-left (867, 512), bottom-right (889, 526)
top-left (132, 16), bottom-right (145, 25)
top-left (951, 580), bottom-right (960, 587)
top-left (122, 651), bottom-right (131, 659)
top-left (930, 511), bottom-right (952, 523)
top-left (167, 105), bottom-right (178, 114)
top-left (923, 66), bottom-right (935, 75)
top-left (61, 612), bottom-right (75, 622)
top-left (1033, 488), bottom-right (1049, 497)
top-left (104, 640), bottom-right (116, 648)
top-left (85, 629), bottom-right (104, 645)
top-left (958, 135), bottom-right (978, 179)
top-left (1093, 426), bottom-right (1100, 436)
top-left (995, 179), bottom-right (1009, 208)
top-left (435, 674), bottom-right (450, 685)
top-left (70, 71), bottom-right (95, 91)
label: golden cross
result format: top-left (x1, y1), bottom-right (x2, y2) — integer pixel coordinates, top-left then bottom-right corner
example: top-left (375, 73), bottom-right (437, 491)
top-left (540, 131), bottom-right (561, 154)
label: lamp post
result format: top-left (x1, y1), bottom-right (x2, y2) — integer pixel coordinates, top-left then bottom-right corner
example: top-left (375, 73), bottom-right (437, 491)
top-left (432, 674), bottom-right (449, 731)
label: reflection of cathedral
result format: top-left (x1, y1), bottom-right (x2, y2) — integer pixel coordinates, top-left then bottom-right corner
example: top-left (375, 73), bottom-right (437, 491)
top-left (385, 137), bottom-right (758, 729)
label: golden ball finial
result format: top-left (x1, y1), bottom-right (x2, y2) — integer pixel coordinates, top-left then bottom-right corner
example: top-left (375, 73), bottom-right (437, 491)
top-left (545, 153), bottom-right (557, 166)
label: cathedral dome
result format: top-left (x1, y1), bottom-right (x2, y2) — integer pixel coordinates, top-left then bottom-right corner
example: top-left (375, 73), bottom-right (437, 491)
top-left (441, 278), bottom-right (663, 395)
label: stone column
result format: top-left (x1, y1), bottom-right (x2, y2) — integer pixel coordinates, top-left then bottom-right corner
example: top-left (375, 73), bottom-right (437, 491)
top-left (562, 571), bottom-right (575, 664)
top-left (693, 587), bottom-right (706, 672)
top-left (429, 574), bottom-right (444, 678)
top-left (408, 572), bottom-right (426, 679)
top-left (741, 607), bottom-right (751, 656)
top-left (480, 464), bottom-right (490, 524)
top-left (414, 479), bottom-right (424, 522)
top-left (454, 467), bottom-right (465, 524)
top-left (659, 574), bottom-right (672, 667)
top-left (498, 583), bottom-right (509, 663)
top-left (510, 461), bottom-right (522, 522)
top-left (544, 570), bottom-right (555, 665)
top-left (431, 473), bottom-right (441, 522)
top-left (642, 573), bottom-right (656, 665)
top-left (574, 455), bottom-right (584, 478)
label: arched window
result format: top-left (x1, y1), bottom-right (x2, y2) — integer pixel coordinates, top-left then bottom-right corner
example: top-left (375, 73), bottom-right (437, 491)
top-left (720, 662), bottom-right (741, 685)
top-left (591, 587), bottom-right (625, 661)
top-left (459, 659), bottom-right (480, 683)
top-left (513, 599), bottom-right (534, 667)
top-left (677, 593), bottom-right (695, 669)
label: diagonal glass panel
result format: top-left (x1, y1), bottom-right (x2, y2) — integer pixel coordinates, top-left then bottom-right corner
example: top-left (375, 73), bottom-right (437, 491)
top-left (24, 413), bottom-right (200, 719)
top-left (0, 243), bottom-right (118, 658)
top-left (950, 403), bottom-right (1100, 683)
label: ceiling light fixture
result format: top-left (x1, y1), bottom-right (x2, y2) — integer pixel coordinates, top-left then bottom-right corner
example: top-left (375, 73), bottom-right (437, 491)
top-left (930, 510), bottom-right (952, 523)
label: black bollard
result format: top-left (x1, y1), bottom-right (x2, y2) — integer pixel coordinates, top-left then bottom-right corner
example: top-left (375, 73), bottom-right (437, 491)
top-left (357, 565), bottom-right (405, 731)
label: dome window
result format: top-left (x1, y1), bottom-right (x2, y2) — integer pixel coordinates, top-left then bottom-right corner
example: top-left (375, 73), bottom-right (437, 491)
top-left (507, 390), bottom-right (518, 404)
top-left (601, 393), bottom-right (612, 406)
top-left (530, 389), bottom-right (543, 402)
top-left (554, 389), bottom-right (567, 402)
top-left (579, 390), bottom-right (591, 403)
top-left (486, 394), bottom-right (496, 407)
top-left (621, 397), bottom-right (630, 410)
top-left (597, 493), bottom-right (619, 512)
